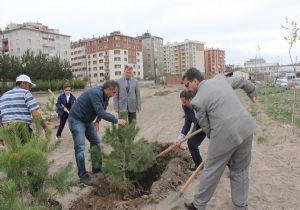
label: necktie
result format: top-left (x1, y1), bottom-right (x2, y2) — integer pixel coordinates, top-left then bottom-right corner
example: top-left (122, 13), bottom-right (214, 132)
top-left (126, 79), bottom-right (130, 93)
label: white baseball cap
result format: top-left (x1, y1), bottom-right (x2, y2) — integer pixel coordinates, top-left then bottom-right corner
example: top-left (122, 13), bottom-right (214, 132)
top-left (16, 74), bottom-right (36, 87)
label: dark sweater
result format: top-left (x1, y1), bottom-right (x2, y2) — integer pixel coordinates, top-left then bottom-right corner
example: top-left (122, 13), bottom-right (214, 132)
top-left (69, 85), bottom-right (118, 124)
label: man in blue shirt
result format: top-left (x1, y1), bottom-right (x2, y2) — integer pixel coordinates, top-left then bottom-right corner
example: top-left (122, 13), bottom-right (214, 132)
top-left (68, 80), bottom-right (126, 186)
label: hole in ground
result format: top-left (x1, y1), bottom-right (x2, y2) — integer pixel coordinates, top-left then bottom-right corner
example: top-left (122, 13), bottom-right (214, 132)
top-left (69, 143), bottom-right (192, 210)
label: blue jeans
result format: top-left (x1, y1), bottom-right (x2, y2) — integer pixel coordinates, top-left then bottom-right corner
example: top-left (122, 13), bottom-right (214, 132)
top-left (68, 116), bottom-right (102, 178)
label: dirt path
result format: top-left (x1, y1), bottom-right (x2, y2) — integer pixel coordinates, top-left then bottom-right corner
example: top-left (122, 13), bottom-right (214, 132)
top-left (39, 85), bottom-right (300, 210)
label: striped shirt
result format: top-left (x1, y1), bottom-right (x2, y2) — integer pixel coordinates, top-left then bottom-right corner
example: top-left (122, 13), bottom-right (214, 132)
top-left (0, 87), bottom-right (39, 124)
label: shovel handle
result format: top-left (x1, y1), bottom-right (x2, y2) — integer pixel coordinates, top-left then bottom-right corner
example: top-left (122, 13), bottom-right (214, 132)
top-left (157, 128), bottom-right (203, 158)
top-left (180, 161), bottom-right (204, 194)
top-left (48, 89), bottom-right (69, 114)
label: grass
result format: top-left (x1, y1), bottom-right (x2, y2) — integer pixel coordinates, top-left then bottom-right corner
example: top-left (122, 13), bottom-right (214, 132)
top-left (256, 84), bottom-right (300, 127)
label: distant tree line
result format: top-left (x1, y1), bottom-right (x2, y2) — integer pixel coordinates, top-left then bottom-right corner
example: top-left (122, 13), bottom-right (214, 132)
top-left (0, 50), bottom-right (73, 81)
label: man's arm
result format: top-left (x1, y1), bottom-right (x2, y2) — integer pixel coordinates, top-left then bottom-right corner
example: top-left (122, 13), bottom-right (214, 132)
top-left (31, 110), bottom-right (47, 130)
top-left (89, 91), bottom-right (118, 124)
top-left (113, 82), bottom-right (120, 112)
top-left (180, 106), bottom-right (192, 135)
top-left (135, 81), bottom-right (141, 111)
top-left (192, 105), bottom-right (211, 138)
top-left (226, 76), bottom-right (258, 102)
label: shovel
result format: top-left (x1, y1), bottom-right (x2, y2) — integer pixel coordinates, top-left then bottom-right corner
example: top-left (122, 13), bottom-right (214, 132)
top-left (48, 89), bottom-right (69, 114)
top-left (157, 128), bottom-right (202, 158)
top-left (158, 161), bottom-right (204, 209)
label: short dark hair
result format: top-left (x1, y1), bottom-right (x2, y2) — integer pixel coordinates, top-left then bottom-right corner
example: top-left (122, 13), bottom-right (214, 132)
top-left (124, 65), bottom-right (133, 70)
top-left (103, 80), bottom-right (119, 90)
top-left (180, 90), bottom-right (194, 100)
top-left (182, 67), bottom-right (204, 82)
top-left (16, 81), bottom-right (22, 86)
top-left (63, 82), bottom-right (71, 89)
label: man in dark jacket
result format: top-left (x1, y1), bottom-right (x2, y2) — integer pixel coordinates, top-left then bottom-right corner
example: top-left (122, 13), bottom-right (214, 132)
top-left (55, 83), bottom-right (76, 140)
top-left (68, 80), bottom-right (126, 186)
top-left (175, 90), bottom-right (206, 171)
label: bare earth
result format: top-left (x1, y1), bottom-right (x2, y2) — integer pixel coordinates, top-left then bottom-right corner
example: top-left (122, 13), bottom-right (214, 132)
top-left (35, 84), bottom-right (300, 210)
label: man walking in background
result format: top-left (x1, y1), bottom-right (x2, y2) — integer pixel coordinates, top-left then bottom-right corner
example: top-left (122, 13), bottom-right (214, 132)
top-left (182, 68), bottom-right (258, 210)
top-left (68, 80), bottom-right (126, 186)
top-left (113, 65), bottom-right (141, 123)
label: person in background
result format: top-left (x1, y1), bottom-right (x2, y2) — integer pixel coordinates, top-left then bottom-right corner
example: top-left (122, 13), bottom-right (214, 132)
top-left (55, 83), bottom-right (76, 140)
top-left (113, 65), bottom-right (141, 123)
top-left (175, 90), bottom-right (206, 171)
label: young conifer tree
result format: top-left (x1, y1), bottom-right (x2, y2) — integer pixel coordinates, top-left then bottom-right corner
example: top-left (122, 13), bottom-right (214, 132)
top-left (91, 111), bottom-right (157, 192)
top-left (0, 121), bottom-right (73, 209)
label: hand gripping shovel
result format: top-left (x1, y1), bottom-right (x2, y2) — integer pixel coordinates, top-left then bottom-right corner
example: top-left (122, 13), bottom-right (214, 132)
top-left (48, 89), bottom-right (69, 114)
top-left (157, 128), bottom-right (202, 158)
top-left (158, 161), bottom-right (204, 209)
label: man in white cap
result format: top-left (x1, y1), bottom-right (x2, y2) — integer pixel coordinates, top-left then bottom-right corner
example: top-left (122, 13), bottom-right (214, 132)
top-left (0, 74), bottom-right (47, 139)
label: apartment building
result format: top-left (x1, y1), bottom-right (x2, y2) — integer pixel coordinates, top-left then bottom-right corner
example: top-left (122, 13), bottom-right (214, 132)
top-left (85, 31), bottom-right (143, 83)
top-left (71, 40), bottom-right (87, 79)
top-left (1, 22), bottom-right (71, 61)
top-left (204, 48), bottom-right (225, 79)
top-left (163, 39), bottom-right (205, 75)
top-left (244, 58), bottom-right (279, 72)
top-left (137, 32), bottom-right (163, 80)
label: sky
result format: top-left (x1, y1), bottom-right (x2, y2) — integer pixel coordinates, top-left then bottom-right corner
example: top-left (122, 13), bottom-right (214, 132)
top-left (1, 0), bottom-right (300, 65)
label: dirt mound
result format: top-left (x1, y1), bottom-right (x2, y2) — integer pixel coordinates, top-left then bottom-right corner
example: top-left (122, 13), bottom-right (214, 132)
top-left (154, 90), bottom-right (172, 96)
top-left (69, 144), bottom-right (192, 209)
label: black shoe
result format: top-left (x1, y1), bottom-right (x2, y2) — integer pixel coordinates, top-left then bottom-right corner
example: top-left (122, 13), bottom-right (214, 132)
top-left (92, 167), bottom-right (102, 174)
top-left (184, 202), bottom-right (197, 210)
top-left (189, 164), bottom-right (198, 171)
top-left (80, 174), bottom-right (93, 186)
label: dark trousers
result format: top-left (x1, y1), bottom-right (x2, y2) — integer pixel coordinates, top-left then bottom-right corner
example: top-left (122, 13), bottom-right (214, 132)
top-left (187, 131), bottom-right (206, 166)
top-left (56, 113), bottom-right (68, 137)
top-left (128, 111), bottom-right (136, 124)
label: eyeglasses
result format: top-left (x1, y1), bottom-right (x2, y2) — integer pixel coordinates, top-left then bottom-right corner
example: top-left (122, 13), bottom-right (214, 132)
top-left (65, 89), bottom-right (71, 91)
top-left (184, 81), bottom-right (191, 88)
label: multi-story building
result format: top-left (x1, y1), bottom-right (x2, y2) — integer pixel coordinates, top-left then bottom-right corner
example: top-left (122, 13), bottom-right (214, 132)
top-left (163, 39), bottom-right (205, 75)
top-left (137, 32), bottom-right (163, 80)
top-left (0, 22), bottom-right (71, 61)
top-left (70, 39), bottom-right (88, 79)
top-left (244, 58), bottom-right (279, 73)
top-left (85, 31), bottom-right (143, 83)
top-left (204, 48), bottom-right (225, 79)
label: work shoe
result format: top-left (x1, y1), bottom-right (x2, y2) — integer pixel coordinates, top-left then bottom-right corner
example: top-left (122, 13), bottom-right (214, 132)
top-left (189, 164), bottom-right (198, 171)
top-left (80, 174), bottom-right (93, 186)
top-left (92, 167), bottom-right (102, 174)
top-left (184, 202), bottom-right (197, 210)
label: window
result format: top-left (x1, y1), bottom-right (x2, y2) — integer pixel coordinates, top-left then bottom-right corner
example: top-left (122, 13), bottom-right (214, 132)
top-left (93, 54), bottom-right (96, 58)
top-left (114, 57), bottom-right (121, 61)
top-left (99, 53), bottom-right (103, 56)
top-left (124, 58), bottom-right (127, 61)
top-left (94, 73), bottom-right (98, 77)
top-left (100, 73), bottom-right (104, 76)
top-left (99, 66), bottom-right (104, 70)
top-left (93, 67), bottom-right (97, 70)
top-left (93, 61), bottom-right (97, 64)
top-left (114, 64), bottom-right (121, 68)
top-left (114, 50), bottom-right (120, 54)
top-left (115, 71), bottom-right (121, 76)
top-left (124, 50), bottom-right (127, 55)
top-left (99, 59), bottom-right (103, 63)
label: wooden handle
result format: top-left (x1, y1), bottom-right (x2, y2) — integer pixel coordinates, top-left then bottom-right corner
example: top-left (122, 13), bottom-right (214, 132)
top-left (157, 128), bottom-right (202, 158)
top-left (48, 89), bottom-right (69, 114)
top-left (48, 89), bottom-right (56, 99)
top-left (180, 162), bottom-right (204, 193)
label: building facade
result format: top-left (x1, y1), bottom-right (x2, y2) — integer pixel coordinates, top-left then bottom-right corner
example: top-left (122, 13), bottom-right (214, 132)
top-left (70, 40), bottom-right (88, 79)
top-left (85, 31), bottom-right (143, 83)
top-left (244, 58), bottom-right (279, 73)
top-left (163, 39), bottom-right (205, 75)
top-left (204, 48), bottom-right (225, 79)
top-left (137, 32), bottom-right (164, 80)
top-left (0, 22), bottom-right (71, 61)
